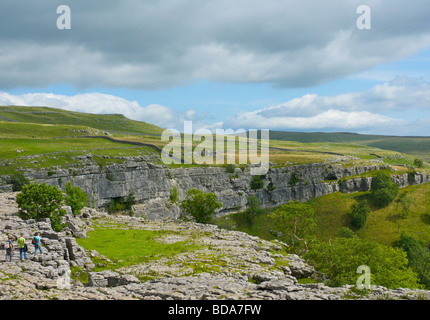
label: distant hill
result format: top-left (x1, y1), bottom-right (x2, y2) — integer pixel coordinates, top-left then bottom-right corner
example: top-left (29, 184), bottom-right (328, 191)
top-left (267, 131), bottom-right (430, 162)
top-left (0, 106), bottom-right (164, 136)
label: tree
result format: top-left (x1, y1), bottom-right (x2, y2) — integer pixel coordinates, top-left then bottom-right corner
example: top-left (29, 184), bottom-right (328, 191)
top-left (64, 181), bottom-right (88, 216)
top-left (180, 189), bottom-right (222, 224)
top-left (269, 201), bottom-right (316, 252)
top-left (244, 195), bottom-right (263, 226)
top-left (371, 171), bottom-right (399, 207)
top-left (349, 200), bottom-right (371, 229)
top-left (16, 182), bottom-right (66, 231)
top-left (396, 193), bottom-right (415, 219)
top-left (337, 227), bottom-right (355, 239)
top-left (395, 233), bottom-right (430, 289)
top-left (304, 237), bottom-right (422, 289)
top-left (9, 172), bottom-right (30, 191)
top-left (413, 158), bottom-right (424, 168)
top-left (250, 175), bottom-right (264, 190)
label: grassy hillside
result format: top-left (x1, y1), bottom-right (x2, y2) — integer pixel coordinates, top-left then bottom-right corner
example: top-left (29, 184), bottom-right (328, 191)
top-left (0, 106), bottom-right (167, 175)
top-left (0, 137), bottom-right (158, 176)
top-left (0, 122), bottom-right (109, 138)
top-left (0, 106), bottom-right (164, 136)
top-left (268, 131), bottom-right (430, 163)
top-left (216, 182), bottom-right (430, 248)
top-left (0, 105), bottom-right (428, 176)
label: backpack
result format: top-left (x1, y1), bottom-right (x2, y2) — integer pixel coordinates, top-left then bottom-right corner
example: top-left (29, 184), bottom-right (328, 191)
top-left (32, 237), bottom-right (36, 245)
top-left (5, 241), bottom-right (11, 251)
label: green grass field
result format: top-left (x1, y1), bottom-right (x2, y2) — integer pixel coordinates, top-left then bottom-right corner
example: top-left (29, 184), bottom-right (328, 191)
top-left (0, 137), bottom-right (159, 175)
top-left (1, 105), bottom-right (428, 173)
top-left (76, 227), bottom-right (203, 270)
top-left (269, 130), bottom-right (430, 163)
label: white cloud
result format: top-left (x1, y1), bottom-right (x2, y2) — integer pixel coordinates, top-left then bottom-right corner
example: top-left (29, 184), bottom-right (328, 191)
top-left (1, 76), bottom-right (430, 136)
top-left (225, 109), bottom-right (404, 132)
top-left (223, 77), bottom-right (430, 135)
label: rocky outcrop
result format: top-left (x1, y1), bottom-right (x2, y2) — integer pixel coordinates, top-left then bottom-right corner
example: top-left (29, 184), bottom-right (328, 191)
top-left (1, 202), bottom-right (430, 300)
top-left (1, 158), bottom-right (429, 220)
top-left (3, 155), bottom-right (430, 219)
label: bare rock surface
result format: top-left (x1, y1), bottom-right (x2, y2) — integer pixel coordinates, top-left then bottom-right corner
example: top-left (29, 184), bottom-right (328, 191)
top-left (1, 195), bottom-right (430, 300)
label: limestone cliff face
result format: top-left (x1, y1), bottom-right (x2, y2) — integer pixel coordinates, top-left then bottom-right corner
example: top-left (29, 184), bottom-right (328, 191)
top-left (4, 159), bottom-right (429, 220)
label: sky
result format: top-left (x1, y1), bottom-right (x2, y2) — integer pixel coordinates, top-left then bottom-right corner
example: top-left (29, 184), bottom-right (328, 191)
top-left (0, 1), bottom-right (430, 136)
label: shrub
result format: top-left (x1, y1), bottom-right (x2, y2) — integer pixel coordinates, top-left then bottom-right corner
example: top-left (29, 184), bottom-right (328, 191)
top-left (305, 237), bottom-right (421, 289)
top-left (64, 182), bottom-right (88, 216)
top-left (169, 187), bottom-right (178, 203)
top-left (372, 185), bottom-right (399, 207)
top-left (394, 233), bottom-right (430, 289)
top-left (337, 227), bottom-right (355, 239)
top-left (407, 168), bottom-right (417, 183)
top-left (349, 200), bottom-right (371, 229)
top-left (371, 171), bottom-right (399, 207)
top-left (289, 172), bottom-right (300, 185)
top-left (108, 193), bottom-right (136, 214)
top-left (224, 164), bottom-right (236, 174)
top-left (269, 201), bottom-right (316, 253)
top-left (267, 182), bottom-right (276, 191)
top-left (180, 189), bottom-right (222, 224)
top-left (413, 158), bottom-right (424, 168)
top-left (250, 175), bottom-right (264, 190)
top-left (9, 172), bottom-right (30, 191)
top-left (396, 193), bottom-right (415, 219)
top-left (16, 182), bottom-right (66, 231)
top-left (244, 195), bottom-right (263, 226)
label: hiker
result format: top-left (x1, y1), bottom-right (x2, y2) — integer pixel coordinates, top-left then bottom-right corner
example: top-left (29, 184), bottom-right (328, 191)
top-left (33, 232), bottom-right (43, 256)
top-left (18, 233), bottom-right (28, 261)
top-left (5, 236), bottom-right (13, 262)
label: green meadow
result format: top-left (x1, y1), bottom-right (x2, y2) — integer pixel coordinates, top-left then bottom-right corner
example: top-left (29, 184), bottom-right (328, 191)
top-left (76, 227), bottom-right (203, 270)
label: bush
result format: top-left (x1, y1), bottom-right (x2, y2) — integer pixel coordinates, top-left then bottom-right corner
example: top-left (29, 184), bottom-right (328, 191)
top-left (224, 164), bottom-right (236, 174)
top-left (337, 227), bottom-right (355, 239)
top-left (267, 182), bottom-right (276, 191)
top-left (169, 187), bottom-right (178, 203)
top-left (413, 158), bottom-right (424, 168)
top-left (108, 193), bottom-right (136, 214)
top-left (9, 172), bottom-right (30, 191)
top-left (371, 171), bottom-right (399, 207)
top-left (16, 182), bottom-right (66, 231)
top-left (244, 195), bottom-right (263, 226)
top-left (64, 182), bottom-right (88, 216)
top-left (304, 237), bottom-right (422, 289)
top-left (269, 201), bottom-right (316, 253)
top-left (372, 185), bottom-right (399, 207)
top-left (396, 193), bottom-right (415, 219)
top-left (289, 172), bottom-right (300, 185)
top-left (180, 189), bottom-right (222, 224)
top-left (407, 168), bottom-right (417, 183)
top-left (349, 200), bottom-right (371, 229)
top-left (250, 175), bottom-right (264, 190)
top-left (394, 233), bottom-right (430, 289)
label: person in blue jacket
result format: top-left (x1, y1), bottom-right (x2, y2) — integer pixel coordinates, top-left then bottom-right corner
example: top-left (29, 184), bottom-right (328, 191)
top-left (5, 236), bottom-right (13, 262)
top-left (33, 232), bottom-right (43, 256)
